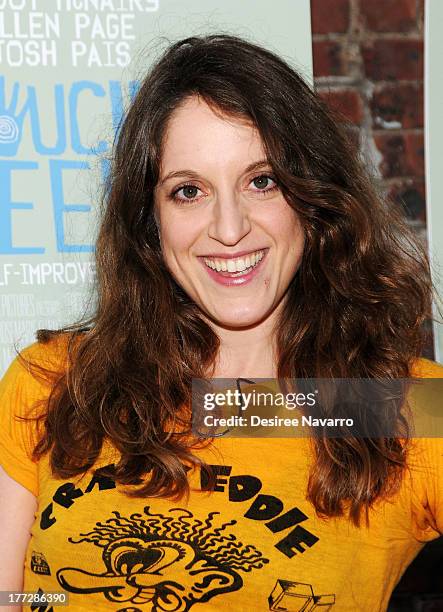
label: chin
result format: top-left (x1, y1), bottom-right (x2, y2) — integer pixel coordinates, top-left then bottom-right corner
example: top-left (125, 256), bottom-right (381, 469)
top-left (207, 307), bottom-right (271, 329)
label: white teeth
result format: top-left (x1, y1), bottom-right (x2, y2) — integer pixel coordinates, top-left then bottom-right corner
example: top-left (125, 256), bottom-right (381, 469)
top-left (204, 250), bottom-right (265, 274)
top-left (236, 258), bottom-right (246, 272)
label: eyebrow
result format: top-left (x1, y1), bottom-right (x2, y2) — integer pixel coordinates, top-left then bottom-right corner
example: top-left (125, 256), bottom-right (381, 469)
top-left (158, 159), bottom-right (271, 187)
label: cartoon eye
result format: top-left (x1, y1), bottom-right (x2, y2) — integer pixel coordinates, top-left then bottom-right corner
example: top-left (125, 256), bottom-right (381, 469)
top-left (108, 538), bottom-right (186, 576)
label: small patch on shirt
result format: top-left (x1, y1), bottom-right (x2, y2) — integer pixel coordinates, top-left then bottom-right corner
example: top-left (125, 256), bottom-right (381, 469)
top-left (31, 551), bottom-right (51, 576)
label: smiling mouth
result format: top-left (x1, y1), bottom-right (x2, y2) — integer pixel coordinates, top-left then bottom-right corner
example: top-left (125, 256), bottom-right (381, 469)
top-left (203, 249), bottom-right (266, 277)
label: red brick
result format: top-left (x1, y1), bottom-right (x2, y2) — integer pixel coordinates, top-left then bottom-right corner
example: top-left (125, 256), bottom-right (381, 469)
top-left (404, 132), bottom-right (425, 177)
top-left (375, 134), bottom-right (407, 177)
top-left (319, 89), bottom-right (364, 125)
top-left (371, 84), bottom-right (423, 129)
top-left (362, 40), bottom-right (423, 81)
top-left (311, 0), bottom-right (350, 34)
top-left (360, 0), bottom-right (417, 32)
top-left (388, 179), bottom-right (426, 221)
top-left (374, 132), bottom-right (424, 178)
top-left (312, 41), bottom-right (346, 77)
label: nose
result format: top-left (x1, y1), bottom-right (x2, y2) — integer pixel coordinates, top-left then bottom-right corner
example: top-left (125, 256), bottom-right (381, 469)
top-left (207, 191), bottom-right (252, 246)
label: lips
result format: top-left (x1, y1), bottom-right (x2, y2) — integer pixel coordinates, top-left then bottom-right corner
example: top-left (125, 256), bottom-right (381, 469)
top-left (203, 249), bottom-right (265, 274)
top-left (198, 248), bottom-right (269, 286)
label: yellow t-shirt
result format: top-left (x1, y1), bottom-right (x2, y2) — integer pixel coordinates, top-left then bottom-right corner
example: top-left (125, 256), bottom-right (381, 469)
top-left (0, 337), bottom-right (442, 612)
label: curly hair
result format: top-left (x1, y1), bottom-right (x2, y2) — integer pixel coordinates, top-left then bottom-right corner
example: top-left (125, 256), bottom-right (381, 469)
top-left (30, 34), bottom-right (433, 526)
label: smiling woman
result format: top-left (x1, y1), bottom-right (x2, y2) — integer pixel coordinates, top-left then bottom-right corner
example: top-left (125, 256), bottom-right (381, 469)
top-left (0, 34), bottom-right (442, 612)
top-left (155, 97), bottom-right (304, 335)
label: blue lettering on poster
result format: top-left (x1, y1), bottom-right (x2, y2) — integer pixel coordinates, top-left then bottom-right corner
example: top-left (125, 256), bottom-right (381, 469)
top-left (0, 76), bottom-right (29, 158)
top-left (69, 81), bottom-right (107, 155)
top-left (28, 83), bottom-right (66, 155)
top-left (0, 75), bottom-right (139, 254)
top-left (50, 160), bottom-right (93, 253)
top-left (0, 160), bottom-right (43, 254)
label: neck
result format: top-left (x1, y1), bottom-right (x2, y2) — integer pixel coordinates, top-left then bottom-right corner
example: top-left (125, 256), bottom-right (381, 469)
top-left (206, 307), bottom-right (281, 379)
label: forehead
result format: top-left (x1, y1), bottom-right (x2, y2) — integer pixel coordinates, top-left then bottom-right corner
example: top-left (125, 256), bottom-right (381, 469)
top-left (159, 96), bottom-right (266, 172)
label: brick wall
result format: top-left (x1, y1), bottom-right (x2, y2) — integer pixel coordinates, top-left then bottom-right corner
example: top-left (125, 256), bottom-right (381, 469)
top-left (310, 6), bottom-right (443, 609)
top-left (311, 0), bottom-right (425, 227)
top-left (310, 0), bottom-right (432, 359)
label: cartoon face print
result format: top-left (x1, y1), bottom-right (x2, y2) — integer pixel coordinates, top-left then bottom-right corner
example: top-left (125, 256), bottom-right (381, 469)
top-left (57, 507), bottom-right (269, 611)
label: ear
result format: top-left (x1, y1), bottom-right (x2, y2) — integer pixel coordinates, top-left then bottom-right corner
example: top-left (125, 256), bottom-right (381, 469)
top-left (186, 559), bottom-right (243, 601)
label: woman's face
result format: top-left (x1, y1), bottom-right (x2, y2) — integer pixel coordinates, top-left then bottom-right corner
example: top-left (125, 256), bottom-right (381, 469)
top-left (154, 96), bottom-right (305, 329)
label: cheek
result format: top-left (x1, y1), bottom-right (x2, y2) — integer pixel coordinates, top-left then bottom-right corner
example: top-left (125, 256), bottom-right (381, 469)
top-left (267, 205), bottom-right (304, 250)
top-left (159, 215), bottom-right (192, 258)
top-left (274, 213), bottom-right (305, 274)
top-left (159, 220), bottom-right (203, 283)
top-left (159, 205), bottom-right (204, 249)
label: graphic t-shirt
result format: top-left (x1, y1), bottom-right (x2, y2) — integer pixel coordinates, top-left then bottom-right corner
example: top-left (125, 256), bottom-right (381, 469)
top-left (0, 337), bottom-right (442, 612)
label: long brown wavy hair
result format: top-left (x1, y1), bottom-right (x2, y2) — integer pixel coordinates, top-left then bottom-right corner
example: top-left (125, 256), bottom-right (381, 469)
top-left (30, 34), bottom-right (433, 526)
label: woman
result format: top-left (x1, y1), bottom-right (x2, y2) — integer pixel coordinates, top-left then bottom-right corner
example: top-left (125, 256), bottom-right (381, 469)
top-left (0, 34), bottom-right (442, 611)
